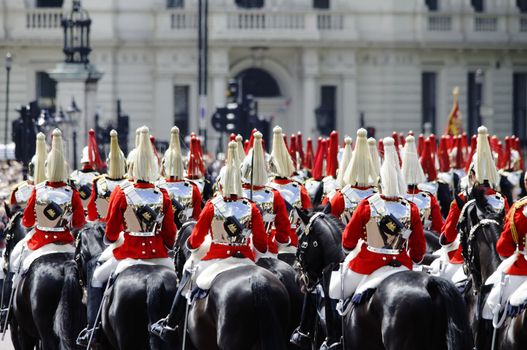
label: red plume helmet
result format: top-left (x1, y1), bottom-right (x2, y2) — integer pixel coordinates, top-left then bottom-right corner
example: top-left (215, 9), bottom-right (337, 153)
top-left (289, 134), bottom-right (298, 168)
top-left (296, 132), bottom-right (305, 168)
top-left (438, 136), bottom-right (450, 172)
top-left (187, 135), bottom-right (204, 179)
top-left (420, 139), bottom-right (438, 181)
top-left (312, 138), bottom-right (327, 181)
top-left (326, 131), bottom-right (339, 177)
top-left (87, 129), bottom-right (106, 171)
top-left (417, 134), bottom-right (425, 157)
top-left (304, 137), bottom-right (314, 170)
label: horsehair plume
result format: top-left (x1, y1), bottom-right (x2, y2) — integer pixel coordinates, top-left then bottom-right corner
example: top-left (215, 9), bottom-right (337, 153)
top-left (163, 126), bottom-right (184, 180)
top-left (132, 126), bottom-right (159, 182)
top-left (242, 131), bottom-right (268, 187)
top-left (271, 126), bottom-right (295, 177)
top-left (222, 141), bottom-right (243, 197)
top-left (344, 128), bottom-right (373, 187)
top-left (47, 128), bottom-right (68, 182)
top-left (235, 134), bottom-right (245, 168)
top-left (475, 125), bottom-right (499, 187)
top-left (108, 129), bottom-right (126, 179)
top-left (380, 137), bottom-right (406, 197)
top-left (402, 135), bottom-right (426, 185)
top-left (336, 136), bottom-right (353, 188)
top-left (33, 132), bottom-right (47, 184)
top-left (368, 137), bottom-right (381, 184)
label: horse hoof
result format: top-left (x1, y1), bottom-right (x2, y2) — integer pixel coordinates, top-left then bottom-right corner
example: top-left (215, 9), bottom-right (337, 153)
top-left (290, 328), bottom-right (312, 349)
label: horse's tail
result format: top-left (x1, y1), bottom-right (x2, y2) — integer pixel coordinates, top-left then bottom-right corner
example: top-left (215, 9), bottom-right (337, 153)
top-left (251, 274), bottom-right (288, 350)
top-left (426, 276), bottom-right (474, 350)
top-left (146, 270), bottom-right (174, 350)
top-left (54, 260), bottom-right (86, 350)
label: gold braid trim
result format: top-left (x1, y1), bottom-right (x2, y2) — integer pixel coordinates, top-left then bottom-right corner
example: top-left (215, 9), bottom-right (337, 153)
top-left (509, 197), bottom-right (527, 245)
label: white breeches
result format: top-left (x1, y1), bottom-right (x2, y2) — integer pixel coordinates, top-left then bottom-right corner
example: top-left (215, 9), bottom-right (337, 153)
top-left (482, 274), bottom-right (527, 320)
top-left (430, 258), bottom-right (467, 284)
top-left (328, 266), bottom-right (366, 300)
top-left (9, 234), bottom-right (32, 273)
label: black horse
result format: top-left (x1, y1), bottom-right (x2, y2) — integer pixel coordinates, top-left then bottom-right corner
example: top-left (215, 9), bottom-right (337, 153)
top-left (174, 221), bottom-right (298, 349)
top-left (457, 188), bottom-right (527, 350)
top-left (1, 207), bottom-right (84, 350)
top-left (296, 210), bottom-right (474, 350)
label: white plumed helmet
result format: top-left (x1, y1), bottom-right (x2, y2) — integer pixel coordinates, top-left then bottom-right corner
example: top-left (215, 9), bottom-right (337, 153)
top-left (108, 129), bottom-right (126, 179)
top-left (380, 137), bottom-right (406, 197)
top-left (270, 126), bottom-right (295, 178)
top-left (474, 126), bottom-right (499, 187)
top-left (401, 135), bottom-right (426, 186)
top-left (132, 126), bottom-right (159, 182)
top-left (162, 126), bottom-right (185, 180)
top-left (221, 141), bottom-right (243, 197)
top-left (241, 131), bottom-right (268, 187)
top-left (46, 129), bottom-right (68, 183)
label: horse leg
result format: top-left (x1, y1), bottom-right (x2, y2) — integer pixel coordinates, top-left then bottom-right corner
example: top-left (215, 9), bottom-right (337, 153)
top-left (16, 327), bottom-right (38, 350)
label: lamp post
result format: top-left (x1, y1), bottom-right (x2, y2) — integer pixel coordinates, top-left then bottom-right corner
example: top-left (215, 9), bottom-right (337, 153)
top-left (4, 52), bottom-right (12, 159)
top-left (66, 98), bottom-right (81, 168)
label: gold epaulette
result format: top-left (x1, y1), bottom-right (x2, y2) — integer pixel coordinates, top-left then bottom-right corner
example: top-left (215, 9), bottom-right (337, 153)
top-left (509, 197), bottom-right (527, 245)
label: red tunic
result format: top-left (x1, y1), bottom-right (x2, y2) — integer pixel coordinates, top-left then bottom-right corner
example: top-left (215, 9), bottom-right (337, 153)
top-left (407, 187), bottom-right (444, 234)
top-left (497, 201), bottom-right (527, 275)
top-left (188, 197), bottom-right (269, 261)
top-left (342, 198), bottom-right (426, 275)
top-left (23, 181), bottom-right (86, 251)
top-left (442, 189), bottom-right (509, 264)
top-left (105, 182), bottom-right (176, 260)
top-left (266, 188), bottom-right (295, 254)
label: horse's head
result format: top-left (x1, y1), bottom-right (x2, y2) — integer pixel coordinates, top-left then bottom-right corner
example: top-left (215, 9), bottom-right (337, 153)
top-left (458, 189), bottom-right (504, 289)
top-left (173, 220), bottom-right (196, 279)
top-left (74, 223), bottom-right (106, 286)
top-left (295, 208), bottom-right (344, 291)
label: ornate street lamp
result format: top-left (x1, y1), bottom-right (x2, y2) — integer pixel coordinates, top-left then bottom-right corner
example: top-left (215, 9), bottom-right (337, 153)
top-left (61, 0), bottom-right (92, 64)
top-left (4, 52), bottom-right (12, 158)
top-left (66, 98), bottom-right (81, 167)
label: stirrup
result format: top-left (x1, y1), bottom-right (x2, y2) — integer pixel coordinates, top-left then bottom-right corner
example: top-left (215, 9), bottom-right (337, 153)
top-left (150, 317), bottom-right (178, 342)
top-left (76, 325), bottom-right (100, 347)
top-left (320, 338), bottom-right (343, 350)
top-left (290, 327), bottom-right (312, 349)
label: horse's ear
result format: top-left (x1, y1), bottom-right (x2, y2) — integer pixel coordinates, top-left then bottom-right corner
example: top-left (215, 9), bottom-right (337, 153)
top-left (296, 207), bottom-right (311, 225)
top-left (322, 203), bottom-right (331, 215)
top-left (3, 202), bottom-right (11, 220)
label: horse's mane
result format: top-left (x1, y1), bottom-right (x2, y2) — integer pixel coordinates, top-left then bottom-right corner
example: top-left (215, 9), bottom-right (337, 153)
top-left (314, 213), bottom-right (345, 264)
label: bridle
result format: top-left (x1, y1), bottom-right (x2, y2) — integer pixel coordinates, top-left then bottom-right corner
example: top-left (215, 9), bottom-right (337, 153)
top-left (296, 212), bottom-right (325, 292)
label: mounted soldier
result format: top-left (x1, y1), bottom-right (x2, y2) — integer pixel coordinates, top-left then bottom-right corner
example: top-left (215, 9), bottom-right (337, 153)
top-left (70, 129), bottom-right (102, 212)
top-left (157, 127), bottom-right (202, 229)
top-left (268, 126), bottom-right (312, 255)
top-left (436, 126), bottom-right (508, 283)
top-left (326, 136), bottom-right (426, 350)
top-left (240, 131), bottom-right (291, 258)
top-left (150, 140), bottom-right (277, 341)
top-left (86, 130), bottom-right (128, 223)
top-left (401, 135), bottom-right (444, 235)
top-left (304, 137), bottom-right (326, 203)
top-left (77, 126), bottom-right (176, 346)
top-left (326, 129), bottom-right (379, 225)
top-left (320, 131), bottom-right (340, 199)
top-left (498, 136), bottom-right (524, 204)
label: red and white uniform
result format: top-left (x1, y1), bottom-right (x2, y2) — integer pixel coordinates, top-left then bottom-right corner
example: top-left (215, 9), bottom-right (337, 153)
top-left (404, 187), bottom-right (444, 234)
top-left (342, 195), bottom-right (426, 275)
top-left (187, 195), bottom-right (270, 261)
top-left (157, 177), bottom-right (202, 226)
top-left (325, 185), bottom-right (378, 224)
top-left (8, 180), bottom-right (35, 211)
top-left (241, 184), bottom-right (291, 255)
top-left (87, 176), bottom-right (127, 222)
top-left (70, 166), bottom-right (100, 210)
top-left (23, 181), bottom-right (86, 250)
top-left (104, 182), bottom-right (176, 260)
top-left (496, 199), bottom-right (527, 275)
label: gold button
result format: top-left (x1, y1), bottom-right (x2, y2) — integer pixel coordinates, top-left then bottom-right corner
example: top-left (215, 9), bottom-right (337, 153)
top-left (152, 249), bottom-right (156, 253)
top-left (45, 235), bottom-right (49, 239)
top-left (142, 243), bottom-right (145, 246)
top-left (382, 256), bottom-right (387, 261)
top-left (142, 251), bottom-right (146, 254)
top-left (53, 235), bottom-right (57, 239)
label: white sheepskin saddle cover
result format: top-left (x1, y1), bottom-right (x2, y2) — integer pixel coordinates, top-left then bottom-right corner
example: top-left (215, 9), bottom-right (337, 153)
top-left (22, 243), bottom-right (75, 272)
top-left (509, 279), bottom-right (527, 308)
top-left (195, 257), bottom-right (254, 290)
top-left (355, 265), bottom-right (408, 296)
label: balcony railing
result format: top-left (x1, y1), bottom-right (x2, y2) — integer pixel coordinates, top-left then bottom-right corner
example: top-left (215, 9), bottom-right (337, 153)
top-left (170, 11), bottom-right (197, 29)
top-left (427, 15), bottom-right (452, 31)
top-left (26, 9), bottom-right (63, 29)
top-left (317, 13), bottom-right (344, 30)
top-left (474, 15), bottom-right (498, 32)
top-left (226, 11), bottom-right (305, 30)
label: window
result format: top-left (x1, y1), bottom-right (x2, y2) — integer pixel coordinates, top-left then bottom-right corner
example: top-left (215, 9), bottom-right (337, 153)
top-left (174, 85), bottom-right (190, 137)
top-left (425, 0), bottom-right (439, 11)
top-left (518, 0), bottom-right (527, 13)
top-left (422, 72), bottom-right (437, 134)
top-left (235, 0), bottom-right (264, 9)
top-left (471, 0), bottom-right (484, 12)
top-left (513, 73), bottom-right (527, 145)
top-left (234, 68), bottom-right (281, 98)
top-left (313, 0), bottom-right (330, 10)
top-left (167, 0), bottom-right (184, 8)
top-left (36, 72), bottom-right (56, 111)
top-left (315, 85), bottom-right (336, 136)
top-left (467, 72), bottom-right (484, 136)
top-left (36, 0), bottom-right (63, 7)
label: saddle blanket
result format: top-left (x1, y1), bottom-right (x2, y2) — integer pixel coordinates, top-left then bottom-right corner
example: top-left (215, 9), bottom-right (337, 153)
top-left (354, 265), bottom-right (408, 296)
top-left (22, 243), bottom-right (75, 272)
top-left (195, 257), bottom-right (254, 290)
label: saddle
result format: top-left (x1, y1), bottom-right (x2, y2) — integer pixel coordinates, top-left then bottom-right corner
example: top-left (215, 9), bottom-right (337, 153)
top-left (350, 266), bottom-right (407, 306)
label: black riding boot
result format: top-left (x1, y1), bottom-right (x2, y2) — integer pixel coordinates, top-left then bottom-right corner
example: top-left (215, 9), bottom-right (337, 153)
top-left (290, 292), bottom-right (317, 349)
top-left (320, 299), bottom-right (342, 350)
top-left (150, 272), bottom-right (190, 343)
top-left (0, 272), bottom-right (14, 327)
top-left (76, 286), bottom-right (104, 347)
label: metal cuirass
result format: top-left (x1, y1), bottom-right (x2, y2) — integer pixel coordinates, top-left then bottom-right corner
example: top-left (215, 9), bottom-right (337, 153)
top-left (418, 181), bottom-right (439, 197)
top-left (340, 185), bottom-right (378, 224)
top-left (34, 183), bottom-right (73, 230)
top-left (210, 197), bottom-right (252, 245)
top-left (269, 181), bottom-right (302, 209)
top-left (158, 180), bottom-right (194, 222)
top-left (405, 192), bottom-right (432, 230)
top-left (71, 170), bottom-right (99, 206)
top-left (243, 187), bottom-right (275, 231)
top-left (122, 184), bottom-right (164, 235)
top-left (189, 178), bottom-right (205, 194)
top-left (365, 195), bottom-right (411, 254)
top-left (322, 176), bottom-right (338, 196)
top-left (14, 181), bottom-right (34, 208)
top-left (94, 177), bottom-right (126, 219)
top-left (485, 192), bottom-right (506, 213)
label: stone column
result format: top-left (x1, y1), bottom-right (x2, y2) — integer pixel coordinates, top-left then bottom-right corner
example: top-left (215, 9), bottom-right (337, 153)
top-left (209, 48), bottom-right (229, 153)
top-left (302, 49), bottom-right (319, 137)
top-left (153, 72), bottom-right (173, 140)
top-left (48, 63), bottom-right (103, 166)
